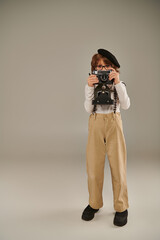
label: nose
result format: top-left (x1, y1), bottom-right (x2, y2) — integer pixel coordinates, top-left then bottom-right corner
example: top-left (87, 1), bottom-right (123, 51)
top-left (102, 66), bottom-right (107, 70)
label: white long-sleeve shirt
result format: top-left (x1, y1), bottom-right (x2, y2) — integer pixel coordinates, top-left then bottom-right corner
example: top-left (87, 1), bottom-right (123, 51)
top-left (84, 81), bottom-right (130, 114)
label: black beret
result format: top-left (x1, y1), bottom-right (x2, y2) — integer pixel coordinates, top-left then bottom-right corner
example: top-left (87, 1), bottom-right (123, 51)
top-left (97, 48), bottom-right (120, 68)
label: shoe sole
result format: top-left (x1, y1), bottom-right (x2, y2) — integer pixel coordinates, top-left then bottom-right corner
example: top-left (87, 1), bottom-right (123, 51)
top-left (113, 219), bottom-right (127, 226)
top-left (81, 216), bottom-right (94, 221)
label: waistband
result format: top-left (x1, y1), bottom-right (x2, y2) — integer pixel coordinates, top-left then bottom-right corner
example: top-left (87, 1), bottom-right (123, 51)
top-left (90, 112), bottom-right (121, 120)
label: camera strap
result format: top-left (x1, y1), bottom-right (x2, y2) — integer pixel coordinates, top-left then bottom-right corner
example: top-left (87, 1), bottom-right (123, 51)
top-left (113, 87), bottom-right (117, 114)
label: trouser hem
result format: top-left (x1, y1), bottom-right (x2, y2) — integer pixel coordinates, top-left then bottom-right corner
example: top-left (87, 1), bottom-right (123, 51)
top-left (114, 204), bottom-right (129, 212)
top-left (89, 200), bottom-right (103, 209)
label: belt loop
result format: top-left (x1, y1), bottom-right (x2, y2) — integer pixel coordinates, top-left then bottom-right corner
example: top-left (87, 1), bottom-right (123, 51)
top-left (94, 112), bottom-right (97, 120)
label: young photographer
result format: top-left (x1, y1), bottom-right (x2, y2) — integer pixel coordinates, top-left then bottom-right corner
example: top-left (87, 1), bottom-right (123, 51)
top-left (81, 49), bottom-right (130, 227)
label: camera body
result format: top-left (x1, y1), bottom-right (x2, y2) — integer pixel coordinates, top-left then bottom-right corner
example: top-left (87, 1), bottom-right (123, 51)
top-left (91, 70), bottom-right (114, 105)
top-left (92, 70), bottom-right (113, 84)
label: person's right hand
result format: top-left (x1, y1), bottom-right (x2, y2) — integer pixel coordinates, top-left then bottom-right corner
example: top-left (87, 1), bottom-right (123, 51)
top-left (87, 74), bottom-right (99, 87)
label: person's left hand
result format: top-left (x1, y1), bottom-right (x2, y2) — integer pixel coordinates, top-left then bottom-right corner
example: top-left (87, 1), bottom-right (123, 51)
top-left (108, 67), bottom-right (120, 85)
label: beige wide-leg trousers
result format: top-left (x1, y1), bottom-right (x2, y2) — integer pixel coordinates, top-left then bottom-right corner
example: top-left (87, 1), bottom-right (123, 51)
top-left (86, 112), bottom-right (129, 212)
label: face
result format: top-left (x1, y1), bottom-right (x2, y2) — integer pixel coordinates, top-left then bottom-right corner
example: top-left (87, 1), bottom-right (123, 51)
top-left (96, 59), bottom-right (112, 71)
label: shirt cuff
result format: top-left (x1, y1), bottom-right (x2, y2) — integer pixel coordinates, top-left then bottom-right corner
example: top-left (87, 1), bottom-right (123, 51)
top-left (114, 81), bottom-right (125, 92)
top-left (86, 84), bottom-right (94, 89)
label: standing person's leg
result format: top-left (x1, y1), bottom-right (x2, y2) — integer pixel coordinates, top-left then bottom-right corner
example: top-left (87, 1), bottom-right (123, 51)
top-left (105, 112), bottom-right (129, 212)
top-left (86, 113), bottom-right (106, 209)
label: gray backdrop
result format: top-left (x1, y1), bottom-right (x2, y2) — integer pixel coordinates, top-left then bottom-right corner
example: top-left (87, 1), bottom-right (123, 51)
top-left (1, 1), bottom-right (160, 240)
top-left (1, 0), bottom-right (160, 159)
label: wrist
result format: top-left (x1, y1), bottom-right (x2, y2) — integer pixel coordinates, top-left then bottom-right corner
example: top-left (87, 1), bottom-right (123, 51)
top-left (88, 84), bottom-right (94, 88)
top-left (114, 80), bottom-right (120, 85)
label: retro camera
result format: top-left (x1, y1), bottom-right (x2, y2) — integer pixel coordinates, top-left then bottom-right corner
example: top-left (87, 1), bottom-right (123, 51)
top-left (91, 70), bottom-right (115, 105)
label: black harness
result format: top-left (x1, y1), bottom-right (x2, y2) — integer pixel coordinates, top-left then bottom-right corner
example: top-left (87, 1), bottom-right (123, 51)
top-left (92, 82), bottom-right (126, 114)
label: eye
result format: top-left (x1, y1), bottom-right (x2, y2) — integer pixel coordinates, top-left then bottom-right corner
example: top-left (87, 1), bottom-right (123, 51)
top-left (97, 65), bottom-right (102, 68)
top-left (106, 64), bottom-right (110, 67)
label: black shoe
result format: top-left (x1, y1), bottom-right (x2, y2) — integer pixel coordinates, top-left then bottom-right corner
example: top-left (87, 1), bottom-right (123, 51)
top-left (81, 204), bottom-right (99, 221)
top-left (113, 209), bottom-right (128, 226)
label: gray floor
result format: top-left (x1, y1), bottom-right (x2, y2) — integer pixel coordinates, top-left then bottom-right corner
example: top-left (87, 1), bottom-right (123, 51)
top-left (0, 155), bottom-right (160, 240)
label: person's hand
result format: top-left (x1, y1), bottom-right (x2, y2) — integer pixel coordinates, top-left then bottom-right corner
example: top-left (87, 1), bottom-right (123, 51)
top-left (87, 74), bottom-right (99, 87)
top-left (108, 67), bottom-right (120, 85)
